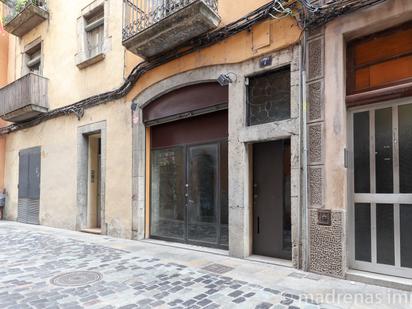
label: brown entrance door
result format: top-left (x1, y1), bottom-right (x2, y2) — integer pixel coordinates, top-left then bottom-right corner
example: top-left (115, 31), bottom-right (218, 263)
top-left (253, 140), bottom-right (291, 259)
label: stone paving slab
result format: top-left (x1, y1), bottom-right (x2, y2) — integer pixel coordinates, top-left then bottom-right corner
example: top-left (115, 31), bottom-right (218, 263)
top-left (0, 222), bottom-right (411, 309)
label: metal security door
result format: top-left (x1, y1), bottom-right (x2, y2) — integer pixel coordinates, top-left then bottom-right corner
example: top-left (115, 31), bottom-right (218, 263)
top-left (18, 147), bottom-right (41, 225)
top-left (350, 100), bottom-right (412, 278)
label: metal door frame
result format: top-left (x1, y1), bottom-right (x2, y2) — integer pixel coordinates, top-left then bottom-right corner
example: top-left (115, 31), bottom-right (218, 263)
top-left (348, 97), bottom-right (412, 278)
top-left (149, 139), bottom-right (228, 249)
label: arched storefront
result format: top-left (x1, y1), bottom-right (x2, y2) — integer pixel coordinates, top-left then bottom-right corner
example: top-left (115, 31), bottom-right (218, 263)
top-left (132, 50), bottom-right (301, 264)
top-left (143, 82), bottom-right (229, 249)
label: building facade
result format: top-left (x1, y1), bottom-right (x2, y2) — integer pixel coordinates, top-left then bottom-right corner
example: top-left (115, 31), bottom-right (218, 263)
top-left (0, 0), bottom-right (411, 290)
top-left (311, 0), bottom-right (412, 286)
top-left (0, 2), bottom-right (9, 198)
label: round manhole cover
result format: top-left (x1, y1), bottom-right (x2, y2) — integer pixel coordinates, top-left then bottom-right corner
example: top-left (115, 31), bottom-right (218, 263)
top-left (51, 271), bottom-right (102, 287)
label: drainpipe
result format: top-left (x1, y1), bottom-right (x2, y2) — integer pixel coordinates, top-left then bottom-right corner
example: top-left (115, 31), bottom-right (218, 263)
top-left (300, 29), bottom-right (310, 272)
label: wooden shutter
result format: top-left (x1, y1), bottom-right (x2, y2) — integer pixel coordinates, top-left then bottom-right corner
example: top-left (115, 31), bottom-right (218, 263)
top-left (346, 22), bottom-right (412, 107)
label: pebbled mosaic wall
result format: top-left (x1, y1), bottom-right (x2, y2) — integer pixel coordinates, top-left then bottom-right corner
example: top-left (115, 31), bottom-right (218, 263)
top-left (306, 19), bottom-right (346, 278)
top-left (309, 209), bottom-right (345, 278)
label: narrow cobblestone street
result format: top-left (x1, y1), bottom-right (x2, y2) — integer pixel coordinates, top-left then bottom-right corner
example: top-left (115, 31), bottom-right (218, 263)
top-left (0, 222), bottom-right (410, 309)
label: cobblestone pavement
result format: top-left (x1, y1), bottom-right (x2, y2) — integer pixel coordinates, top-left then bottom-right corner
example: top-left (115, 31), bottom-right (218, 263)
top-left (0, 222), bottom-right (411, 309)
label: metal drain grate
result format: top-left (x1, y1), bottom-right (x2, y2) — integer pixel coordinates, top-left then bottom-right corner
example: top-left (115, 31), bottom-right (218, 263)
top-left (202, 263), bottom-right (234, 274)
top-left (51, 271), bottom-right (102, 287)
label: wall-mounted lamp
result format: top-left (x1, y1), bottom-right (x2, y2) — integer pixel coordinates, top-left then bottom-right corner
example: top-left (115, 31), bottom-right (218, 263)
top-left (217, 72), bottom-right (237, 86)
top-left (131, 102), bottom-right (138, 111)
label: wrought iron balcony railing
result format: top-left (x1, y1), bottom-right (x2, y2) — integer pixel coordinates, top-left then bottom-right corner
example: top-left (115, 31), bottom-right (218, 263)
top-left (122, 0), bottom-right (220, 58)
top-left (123, 0), bottom-right (218, 42)
top-left (2, 0), bottom-right (48, 37)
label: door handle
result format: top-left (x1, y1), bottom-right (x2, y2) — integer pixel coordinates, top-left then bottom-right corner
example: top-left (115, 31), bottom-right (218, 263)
top-left (257, 216), bottom-right (260, 234)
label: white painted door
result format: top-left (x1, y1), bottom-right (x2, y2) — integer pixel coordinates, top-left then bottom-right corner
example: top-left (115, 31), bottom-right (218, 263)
top-left (349, 99), bottom-right (412, 278)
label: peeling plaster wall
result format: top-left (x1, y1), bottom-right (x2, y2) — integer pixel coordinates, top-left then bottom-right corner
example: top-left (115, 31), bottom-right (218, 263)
top-left (3, 1), bottom-right (302, 243)
top-left (126, 17), bottom-right (302, 102)
top-left (4, 100), bottom-right (133, 239)
top-left (7, 0), bottom-right (125, 110)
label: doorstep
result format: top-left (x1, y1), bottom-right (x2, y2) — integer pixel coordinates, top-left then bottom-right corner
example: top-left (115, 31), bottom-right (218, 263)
top-left (141, 239), bottom-right (294, 269)
top-left (346, 269), bottom-right (412, 292)
top-left (246, 255), bottom-right (293, 268)
top-left (140, 239), bottom-right (229, 257)
top-left (81, 228), bottom-right (102, 235)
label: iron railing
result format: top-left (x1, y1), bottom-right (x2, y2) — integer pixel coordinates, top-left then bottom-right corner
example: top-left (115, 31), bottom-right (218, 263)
top-left (2, 0), bottom-right (47, 25)
top-left (123, 0), bottom-right (218, 41)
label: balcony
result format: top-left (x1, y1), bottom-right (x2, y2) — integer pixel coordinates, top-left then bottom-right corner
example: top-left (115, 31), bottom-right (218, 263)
top-left (122, 0), bottom-right (220, 59)
top-left (2, 0), bottom-right (49, 37)
top-left (0, 73), bottom-right (49, 123)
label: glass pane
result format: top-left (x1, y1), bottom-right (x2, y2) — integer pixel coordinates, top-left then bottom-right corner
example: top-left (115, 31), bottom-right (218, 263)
top-left (376, 204), bottom-right (395, 265)
top-left (375, 108), bottom-right (393, 193)
top-left (400, 205), bottom-right (412, 268)
top-left (353, 112), bottom-right (370, 193)
top-left (355, 203), bottom-right (371, 262)
top-left (399, 104), bottom-right (412, 193)
top-left (283, 140), bottom-right (292, 253)
top-left (220, 142), bottom-right (229, 246)
top-left (150, 147), bottom-right (185, 240)
top-left (247, 66), bottom-right (290, 126)
top-left (188, 144), bottom-right (218, 244)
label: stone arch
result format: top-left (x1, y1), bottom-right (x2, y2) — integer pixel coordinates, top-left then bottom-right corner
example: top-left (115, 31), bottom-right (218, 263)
top-left (131, 64), bottom-right (235, 241)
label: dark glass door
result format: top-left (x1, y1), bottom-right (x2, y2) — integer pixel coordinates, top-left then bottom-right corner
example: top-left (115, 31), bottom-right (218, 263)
top-left (187, 144), bottom-right (219, 244)
top-left (151, 141), bottom-right (228, 248)
top-left (150, 147), bottom-right (186, 241)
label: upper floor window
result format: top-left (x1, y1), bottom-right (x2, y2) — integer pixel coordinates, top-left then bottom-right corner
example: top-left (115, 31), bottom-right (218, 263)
top-left (76, 0), bottom-right (111, 69)
top-left (85, 7), bottom-right (104, 58)
top-left (247, 66), bottom-right (291, 126)
top-left (347, 22), bottom-right (412, 95)
top-left (23, 39), bottom-right (42, 75)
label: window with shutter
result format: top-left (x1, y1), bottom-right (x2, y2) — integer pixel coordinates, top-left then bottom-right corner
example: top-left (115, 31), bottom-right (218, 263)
top-left (85, 7), bottom-right (104, 58)
top-left (24, 41), bottom-right (42, 75)
top-left (347, 22), bottom-right (412, 95)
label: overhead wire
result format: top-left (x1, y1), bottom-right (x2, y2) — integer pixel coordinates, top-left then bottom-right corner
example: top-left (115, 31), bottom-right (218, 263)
top-left (0, 0), bottom-right (386, 134)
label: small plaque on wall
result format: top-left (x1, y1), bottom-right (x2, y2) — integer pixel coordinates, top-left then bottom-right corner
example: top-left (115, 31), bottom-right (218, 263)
top-left (318, 209), bottom-right (332, 226)
top-left (259, 56), bottom-right (273, 68)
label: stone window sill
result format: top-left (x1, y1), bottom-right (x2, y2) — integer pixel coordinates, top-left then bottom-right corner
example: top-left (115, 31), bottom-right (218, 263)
top-left (76, 52), bottom-right (105, 70)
